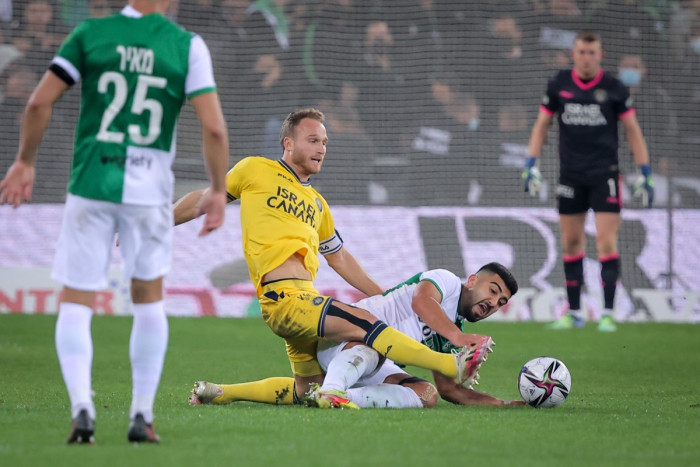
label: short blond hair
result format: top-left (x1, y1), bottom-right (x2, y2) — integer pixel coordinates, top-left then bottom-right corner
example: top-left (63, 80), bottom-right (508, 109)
top-left (279, 108), bottom-right (325, 149)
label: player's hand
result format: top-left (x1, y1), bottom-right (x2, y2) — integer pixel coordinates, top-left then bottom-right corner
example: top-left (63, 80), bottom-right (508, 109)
top-left (451, 333), bottom-right (495, 352)
top-left (195, 189), bottom-right (226, 236)
top-left (0, 160), bottom-right (35, 208)
top-left (502, 400), bottom-right (527, 406)
top-left (633, 164), bottom-right (654, 208)
top-left (522, 156), bottom-right (542, 197)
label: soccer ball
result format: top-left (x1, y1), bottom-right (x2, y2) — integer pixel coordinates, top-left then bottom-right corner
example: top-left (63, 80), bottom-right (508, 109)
top-left (518, 357), bottom-right (571, 408)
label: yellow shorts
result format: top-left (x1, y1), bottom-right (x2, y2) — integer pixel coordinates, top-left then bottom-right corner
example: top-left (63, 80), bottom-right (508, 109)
top-left (259, 279), bottom-right (332, 377)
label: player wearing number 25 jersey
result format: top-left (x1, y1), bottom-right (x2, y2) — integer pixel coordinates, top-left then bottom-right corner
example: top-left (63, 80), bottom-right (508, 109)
top-left (0, 0), bottom-right (229, 444)
top-left (52, 5), bottom-right (216, 205)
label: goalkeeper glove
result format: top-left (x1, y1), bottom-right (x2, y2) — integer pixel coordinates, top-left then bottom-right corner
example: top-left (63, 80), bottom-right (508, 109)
top-left (633, 164), bottom-right (654, 208)
top-left (522, 156), bottom-right (543, 197)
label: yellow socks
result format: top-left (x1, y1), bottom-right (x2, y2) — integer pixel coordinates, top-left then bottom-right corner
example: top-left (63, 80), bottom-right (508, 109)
top-left (218, 377), bottom-right (295, 405)
top-left (365, 323), bottom-right (457, 378)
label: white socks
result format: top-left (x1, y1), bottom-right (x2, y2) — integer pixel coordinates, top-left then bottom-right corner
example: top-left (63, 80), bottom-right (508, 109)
top-left (347, 384), bottom-right (423, 409)
top-left (55, 302), bottom-right (95, 419)
top-left (129, 301), bottom-right (168, 424)
top-left (322, 345), bottom-right (379, 392)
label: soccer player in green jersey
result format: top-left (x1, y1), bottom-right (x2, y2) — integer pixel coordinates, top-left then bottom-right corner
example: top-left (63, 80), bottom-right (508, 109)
top-left (0, 0), bottom-right (229, 444)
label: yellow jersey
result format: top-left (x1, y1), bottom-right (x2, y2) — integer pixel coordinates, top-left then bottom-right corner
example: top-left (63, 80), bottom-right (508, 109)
top-left (226, 157), bottom-right (341, 296)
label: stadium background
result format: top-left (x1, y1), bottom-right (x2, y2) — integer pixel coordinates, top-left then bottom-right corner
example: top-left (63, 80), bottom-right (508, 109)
top-left (0, 0), bottom-right (698, 320)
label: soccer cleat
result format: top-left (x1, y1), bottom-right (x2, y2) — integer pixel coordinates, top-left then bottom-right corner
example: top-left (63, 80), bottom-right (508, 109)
top-left (546, 313), bottom-right (585, 330)
top-left (307, 384), bottom-right (360, 410)
top-left (66, 408), bottom-right (95, 445)
top-left (127, 413), bottom-right (160, 443)
top-left (597, 315), bottom-right (618, 332)
top-left (453, 336), bottom-right (494, 389)
top-left (189, 380), bottom-right (224, 405)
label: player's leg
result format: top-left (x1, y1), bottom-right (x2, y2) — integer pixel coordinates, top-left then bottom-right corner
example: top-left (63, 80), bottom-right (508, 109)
top-left (321, 300), bottom-right (480, 384)
top-left (57, 288), bottom-right (97, 444)
top-left (345, 364), bottom-right (437, 409)
top-left (52, 194), bottom-right (118, 444)
top-left (550, 179), bottom-right (588, 329)
top-left (306, 340), bottom-right (380, 408)
top-left (119, 203), bottom-right (173, 443)
top-left (259, 283), bottom-right (482, 389)
top-left (189, 378), bottom-right (296, 405)
top-left (318, 341), bottom-right (380, 392)
top-left (592, 173), bottom-right (622, 332)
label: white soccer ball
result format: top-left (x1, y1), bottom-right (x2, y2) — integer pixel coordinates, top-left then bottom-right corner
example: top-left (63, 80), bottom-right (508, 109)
top-left (518, 357), bottom-right (571, 408)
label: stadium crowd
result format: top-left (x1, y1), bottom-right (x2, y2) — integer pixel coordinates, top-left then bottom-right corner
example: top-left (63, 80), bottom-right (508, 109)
top-left (1, 0), bottom-right (698, 207)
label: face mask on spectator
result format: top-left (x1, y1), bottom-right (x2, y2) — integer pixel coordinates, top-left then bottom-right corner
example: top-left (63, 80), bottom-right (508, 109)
top-left (692, 38), bottom-right (700, 55)
top-left (468, 118), bottom-right (480, 131)
top-left (619, 68), bottom-right (641, 87)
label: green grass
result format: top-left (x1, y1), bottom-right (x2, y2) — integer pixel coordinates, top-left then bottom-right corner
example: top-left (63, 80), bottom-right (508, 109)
top-left (1, 314), bottom-right (698, 466)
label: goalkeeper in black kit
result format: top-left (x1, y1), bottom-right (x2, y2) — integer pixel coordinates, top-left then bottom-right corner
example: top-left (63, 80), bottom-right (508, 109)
top-left (522, 31), bottom-right (654, 333)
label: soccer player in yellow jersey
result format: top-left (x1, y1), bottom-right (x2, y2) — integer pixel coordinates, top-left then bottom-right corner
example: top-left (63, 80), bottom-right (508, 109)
top-left (174, 108), bottom-right (493, 405)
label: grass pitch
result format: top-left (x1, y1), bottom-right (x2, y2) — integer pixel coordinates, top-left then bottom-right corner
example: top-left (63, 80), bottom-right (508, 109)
top-left (1, 314), bottom-right (698, 466)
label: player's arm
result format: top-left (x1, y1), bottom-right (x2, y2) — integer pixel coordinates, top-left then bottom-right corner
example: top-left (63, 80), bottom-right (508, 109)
top-left (412, 281), bottom-right (472, 346)
top-left (189, 91), bottom-right (229, 236)
top-left (0, 71), bottom-right (68, 207)
top-left (431, 370), bottom-right (525, 406)
top-left (621, 112), bottom-right (654, 208)
top-left (527, 109), bottom-right (553, 159)
top-left (522, 109), bottom-right (553, 196)
top-left (620, 112), bottom-right (650, 166)
top-left (324, 247), bottom-right (384, 297)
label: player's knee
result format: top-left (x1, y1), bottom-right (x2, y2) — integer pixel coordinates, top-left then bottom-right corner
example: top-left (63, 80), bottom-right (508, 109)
top-left (342, 343), bottom-right (381, 372)
top-left (416, 382), bottom-right (439, 408)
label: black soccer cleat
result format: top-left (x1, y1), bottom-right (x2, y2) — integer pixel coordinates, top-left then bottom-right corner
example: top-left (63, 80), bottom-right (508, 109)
top-left (66, 408), bottom-right (95, 445)
top-left (127, 413), bottom-right (161, 443)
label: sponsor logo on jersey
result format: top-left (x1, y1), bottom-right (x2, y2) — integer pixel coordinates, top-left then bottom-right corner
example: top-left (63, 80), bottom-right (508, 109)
top-left (315, 198), bottom-right (323, 213)
top-left (313, 296), bottom-right (324, 306)
top-left (277, 172), bottom-right (294, 183)
top-left (561, 103), bottom-right (607, 126)
top-left (559, 90), bottom-right (574, 99)
top-left (267, 186), bottom-right (317, 227)
top-left (556, 184), bottom-right (575, 199)
top-left (594, 89), bottom-right (607, 104)
top-left (101, 155), bottom-right (126, 167)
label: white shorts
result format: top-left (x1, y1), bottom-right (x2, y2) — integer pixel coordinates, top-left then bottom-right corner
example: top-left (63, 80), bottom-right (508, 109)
top-left (51, 193), bottom-right (173, 291)
top-left (317, 340), bottom-right (408, 387)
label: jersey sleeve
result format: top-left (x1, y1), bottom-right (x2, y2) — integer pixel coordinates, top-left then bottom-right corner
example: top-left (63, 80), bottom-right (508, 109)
top-left (613, 80), bottom-right (635, 118)
top-left (225, 157), bottom-right (256, 201)
top-left (185, 35), bottom-right (216, 99)
top-left (540, 75), bottom-right (559, 115)
top-left (419, 269), bottom-right (461, 303)
top-left (318, 199), bottom-right (341, 255)
top-left (50, 21), bottom-right (90, 85)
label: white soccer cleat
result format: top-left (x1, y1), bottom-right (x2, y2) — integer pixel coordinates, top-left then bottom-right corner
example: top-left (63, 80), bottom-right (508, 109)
top-left (189, 381), bottom-right (224, 405)
top-left (453, 336), bottom-right (494, 389)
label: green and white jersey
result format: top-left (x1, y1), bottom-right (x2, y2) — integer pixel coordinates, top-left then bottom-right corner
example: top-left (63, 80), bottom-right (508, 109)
top-left (51, 5), bottom-right (216, 205)
top-left (354, 269), bottom-right (465, 354)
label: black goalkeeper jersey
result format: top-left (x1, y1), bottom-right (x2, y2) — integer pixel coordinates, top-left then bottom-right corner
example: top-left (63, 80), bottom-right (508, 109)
top-left (540, 69), bottom-right (634, 181)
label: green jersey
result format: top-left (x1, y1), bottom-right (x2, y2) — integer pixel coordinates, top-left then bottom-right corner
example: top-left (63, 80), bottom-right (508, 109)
top-left (52, 5), bottom-right (216, 205)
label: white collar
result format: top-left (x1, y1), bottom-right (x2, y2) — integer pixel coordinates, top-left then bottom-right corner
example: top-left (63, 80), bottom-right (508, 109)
top-left (121, 5), bottom-right (143, 18)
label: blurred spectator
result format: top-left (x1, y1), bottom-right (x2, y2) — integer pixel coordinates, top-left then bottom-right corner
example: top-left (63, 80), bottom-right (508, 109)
top-left (11, 0), bottom-right (65, 74)
top-left (392, 80), bottom-right (485, 206)
top-left (1, 0), bottom-right (12, 22)
top-left (299, 0), bottom-right (365, 99)
top-left (586, 0), bottom-right (666, 63)
top-left (0, 25), bottom-right (21, 74)
top-left (669, 0), bottom-right (700, 62)
top-left (617, 54), bottom-right (677, 161)
top-left (0, 63), bottom-right (37, 162)
top-left (311, 82), bottom-right (377, 204)
top-left (356, 20), bottom-right (412, 153)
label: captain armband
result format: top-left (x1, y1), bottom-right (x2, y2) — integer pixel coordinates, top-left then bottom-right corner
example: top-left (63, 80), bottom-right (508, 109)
top-left (319, 229), bottom-right (343, 255)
